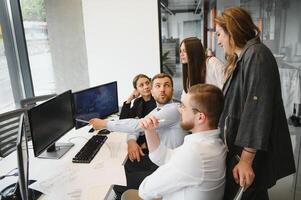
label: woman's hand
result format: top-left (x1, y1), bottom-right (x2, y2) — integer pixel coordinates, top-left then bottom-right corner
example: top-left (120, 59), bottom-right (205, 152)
top-left (126, 90), bottom-right (140, 103)
top-left (233, 149), bottom-right (256, 189)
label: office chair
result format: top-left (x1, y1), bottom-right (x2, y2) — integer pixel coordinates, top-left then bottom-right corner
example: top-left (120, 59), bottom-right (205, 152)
top-left (20, 94), bottom-right (56, 138)
top-left (121, 189), bottom-right (162, 200)
top-left (0, 108), bottom-right (26, 158)
top-left (120, 189), bottom-right (142, 200)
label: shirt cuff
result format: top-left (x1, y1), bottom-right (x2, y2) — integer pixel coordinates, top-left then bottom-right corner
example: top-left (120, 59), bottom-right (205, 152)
top-left (149, 142), bottom-right (167, 166)
top-left (127, 134), bottom-right (137, 141)
top-left (107, 121), bottom-right (113, 130)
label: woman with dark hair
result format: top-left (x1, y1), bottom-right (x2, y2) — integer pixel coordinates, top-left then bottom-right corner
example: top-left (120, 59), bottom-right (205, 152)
top-left (215, 6), bottom-right (295, 200)
top-left (180, 37), bottom-right (224, 94)
top-left (120, 74), bottom-right (156, 120)
top-left (119, 74), bottom-right (156, 161)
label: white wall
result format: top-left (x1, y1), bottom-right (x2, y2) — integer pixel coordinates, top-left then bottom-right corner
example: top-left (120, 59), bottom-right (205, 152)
top-left (82, 0), bottom-right (160, 105)
top-left (45, 0), bottom-right (89, 94)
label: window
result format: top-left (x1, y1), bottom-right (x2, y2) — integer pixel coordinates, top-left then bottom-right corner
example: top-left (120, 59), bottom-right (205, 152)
top-left (0, 23), bottom-right (15, 112)
top-left (20, 0), bottom-right (55, 96)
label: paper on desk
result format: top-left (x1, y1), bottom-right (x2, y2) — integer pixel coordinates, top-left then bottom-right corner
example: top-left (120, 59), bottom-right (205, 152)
top-left (29, 166), bottom-right (79, 195)
top-left (45, 184), bottom-right (113, 200)
top-left (29, 160), bottom-right (126, 199)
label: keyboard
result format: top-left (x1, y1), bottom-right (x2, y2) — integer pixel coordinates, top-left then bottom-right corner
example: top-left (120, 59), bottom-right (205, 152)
top-left (72, 135), bottom-right (107, 163)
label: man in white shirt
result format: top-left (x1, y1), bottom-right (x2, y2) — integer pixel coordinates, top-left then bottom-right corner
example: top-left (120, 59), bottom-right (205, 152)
top-left (138, 84), bottom-right (227, 200)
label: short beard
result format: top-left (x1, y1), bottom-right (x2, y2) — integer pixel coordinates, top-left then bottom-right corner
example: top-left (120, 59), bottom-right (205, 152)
top-left (180, 121), bottom-right (194, 131)
top-left (155, 96), bottom-right (172, 105)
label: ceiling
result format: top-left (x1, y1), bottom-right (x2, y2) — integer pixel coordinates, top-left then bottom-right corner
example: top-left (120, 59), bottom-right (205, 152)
top-left (161, 0), bottom-right (203, 14)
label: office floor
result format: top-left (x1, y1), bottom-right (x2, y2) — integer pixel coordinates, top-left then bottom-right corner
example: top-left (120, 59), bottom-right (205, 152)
top-left (268, 126), bottom-right (301, 200)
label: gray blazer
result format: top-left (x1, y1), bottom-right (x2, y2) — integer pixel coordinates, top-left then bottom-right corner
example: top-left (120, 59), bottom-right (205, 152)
top-left (219, 38), bottom-right (295, 192)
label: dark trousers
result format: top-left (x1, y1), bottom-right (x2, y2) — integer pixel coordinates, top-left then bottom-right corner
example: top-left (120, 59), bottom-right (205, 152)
top-left (223, 155), bottom-right (269, 200)
top-left (124, 148), bottom-right (158, 189)
top-left (113, 148), bottom-right (158, 199)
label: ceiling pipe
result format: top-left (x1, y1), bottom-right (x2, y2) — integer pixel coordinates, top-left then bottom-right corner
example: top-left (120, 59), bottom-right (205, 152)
top-left (195, 0), bottom-right (203, 14)
top-left (160, 2), bottom-right (174, 15)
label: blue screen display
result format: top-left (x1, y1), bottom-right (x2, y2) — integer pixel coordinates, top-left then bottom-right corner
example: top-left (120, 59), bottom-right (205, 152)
top-left (73, 81), bottom-right (119, 129)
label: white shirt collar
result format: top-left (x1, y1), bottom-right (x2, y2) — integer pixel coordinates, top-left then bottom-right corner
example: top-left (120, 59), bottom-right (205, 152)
top-left (184, 128), bottom-right (220, 143)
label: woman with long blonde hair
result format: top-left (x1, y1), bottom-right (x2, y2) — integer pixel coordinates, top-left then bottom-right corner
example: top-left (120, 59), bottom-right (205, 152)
top-left (216, 6), bottom-right (295, 200)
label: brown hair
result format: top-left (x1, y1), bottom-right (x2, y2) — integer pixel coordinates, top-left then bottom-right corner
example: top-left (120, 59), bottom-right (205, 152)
top-left (132, 74), bottom-right (151, 89)
top-left (215, 6), bottom-right (260, 79)
top-left (151, 73), bottom-right (173, 87)
top-left (188, 84), bottom-right (224, 128)
top-left (180, 37), bottom-right (206, 93)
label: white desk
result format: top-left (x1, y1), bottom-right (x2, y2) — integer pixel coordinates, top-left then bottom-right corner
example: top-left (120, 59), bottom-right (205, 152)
top-left (0, 126), bottom-right (128, 200)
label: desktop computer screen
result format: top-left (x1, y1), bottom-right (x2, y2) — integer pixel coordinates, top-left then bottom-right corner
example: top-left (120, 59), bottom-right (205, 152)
top-left (73, 81), bottom-right (119, 129)
top-left (28, 90), bottom-right (75, 159)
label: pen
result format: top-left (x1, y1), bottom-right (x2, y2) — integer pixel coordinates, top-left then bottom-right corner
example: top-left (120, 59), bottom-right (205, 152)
top-left (75, 118), bottom-right (89, 124)
top-left (158, 119), bottom-right (165, 122)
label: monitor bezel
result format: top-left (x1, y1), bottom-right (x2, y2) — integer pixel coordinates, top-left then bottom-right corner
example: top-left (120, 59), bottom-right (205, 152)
top-left (28, 90), bottom-right (74, 157)
top-left (72, 81), bottom-right (119, 129)
top-left (16, 113), bottom-right (29, 200)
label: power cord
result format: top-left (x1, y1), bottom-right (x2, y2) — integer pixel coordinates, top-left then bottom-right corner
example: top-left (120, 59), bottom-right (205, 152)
top-left (68, 136), bottom-right (88, 143)
top-left (0, 168), bottom-right (18, 180)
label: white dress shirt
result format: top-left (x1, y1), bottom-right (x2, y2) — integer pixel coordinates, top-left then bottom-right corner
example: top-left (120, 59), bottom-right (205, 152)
top-left (139, 129), bottom-right (226, 200)
top-left (206, 56), bottom-right (225, 89)
top-left (107, 102), bottom-right (187, 149)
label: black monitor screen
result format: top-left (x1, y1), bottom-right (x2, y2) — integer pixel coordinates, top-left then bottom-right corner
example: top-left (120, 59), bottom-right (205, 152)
top-left (28, 90), bottom-right (74, 157)
top-left (73, 81), bottom-right (119, 129)
top-left (17, 114), bottom-right (29, 200)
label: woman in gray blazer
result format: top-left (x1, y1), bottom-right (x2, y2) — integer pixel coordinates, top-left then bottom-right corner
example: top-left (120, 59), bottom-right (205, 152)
top-left (215, 6), bottom-right (295, 200)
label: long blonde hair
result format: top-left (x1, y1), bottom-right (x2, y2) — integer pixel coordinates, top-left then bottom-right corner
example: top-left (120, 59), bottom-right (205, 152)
top-left (215, 7), bottom-right (260, 79)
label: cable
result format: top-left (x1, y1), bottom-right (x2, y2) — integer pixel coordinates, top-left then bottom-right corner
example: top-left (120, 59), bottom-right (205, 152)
top-left (68, 136), bottom-right (88, 143)
top-left (0, 168), bottom-right (18, 180)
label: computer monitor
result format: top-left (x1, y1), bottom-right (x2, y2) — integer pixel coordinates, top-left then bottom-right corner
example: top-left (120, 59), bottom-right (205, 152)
top-left (28, 90), bottom-right (75, 159)
top-left (73, 81), bottom-right (119, 129)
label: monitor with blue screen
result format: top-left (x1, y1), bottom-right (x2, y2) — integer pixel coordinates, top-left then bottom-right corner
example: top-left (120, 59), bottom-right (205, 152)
top-left (73, 81), bottom-right (119, 129)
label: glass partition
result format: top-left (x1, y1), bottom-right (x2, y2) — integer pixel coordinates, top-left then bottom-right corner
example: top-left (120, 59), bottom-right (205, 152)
top-left (158, 0), bottom-right (204, 100)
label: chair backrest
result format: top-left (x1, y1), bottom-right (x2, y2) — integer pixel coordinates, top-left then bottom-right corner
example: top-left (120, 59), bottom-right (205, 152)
top-left (121, 189), bottom-right (142, 200)
top-left (20, 94), bottom-right (57, 109)
top-left (121, 189), bottom-right (162, 200)
top-left (20, 94), bottom-right (56, 138)
top-left (0, 108), bottom-right (26, 158)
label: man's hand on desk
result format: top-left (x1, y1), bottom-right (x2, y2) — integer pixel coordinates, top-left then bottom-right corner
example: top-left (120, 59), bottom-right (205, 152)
top-left (89, 118), bottom-right (108, 130)
top-left (127, 139), bottom-right (145, 162)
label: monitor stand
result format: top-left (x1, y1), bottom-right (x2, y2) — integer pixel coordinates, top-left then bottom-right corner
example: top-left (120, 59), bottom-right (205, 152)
top-left (1, 180), bottom-right (42, 200)
top-left (38, 142), bottom-right (74, 159)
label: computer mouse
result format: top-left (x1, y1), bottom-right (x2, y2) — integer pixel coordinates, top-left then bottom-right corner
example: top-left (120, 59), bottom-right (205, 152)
top-left (88, 128), bottom-right (95, 133)
top-left (97, 129), bottom-right (111, 135)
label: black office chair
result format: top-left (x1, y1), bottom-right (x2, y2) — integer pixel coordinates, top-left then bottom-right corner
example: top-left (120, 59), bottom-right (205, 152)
top-left (0, 108), bottom-right (26, 158)
top-left (20, 94), bottom-right (57, 109)
top-left (20, 94), bottom-right (56, 138)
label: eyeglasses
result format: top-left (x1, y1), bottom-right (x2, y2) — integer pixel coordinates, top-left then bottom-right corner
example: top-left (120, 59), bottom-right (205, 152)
top-left (179, 102), bottom-right (201, 114)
